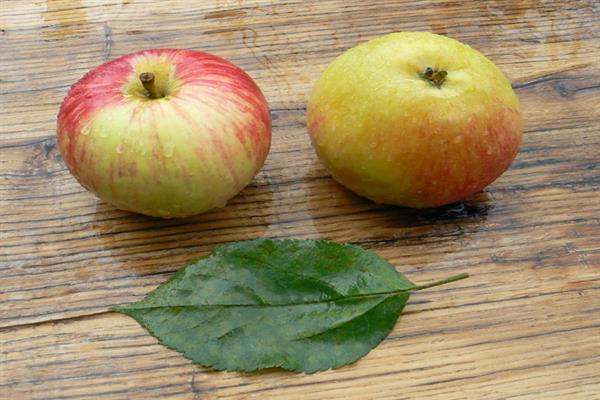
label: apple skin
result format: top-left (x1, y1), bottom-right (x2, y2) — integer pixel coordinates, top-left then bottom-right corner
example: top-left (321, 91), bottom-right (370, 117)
top-left (57, 49), bottom-right (271, 218)
top-left (307, 32), bottom-right (522, 208)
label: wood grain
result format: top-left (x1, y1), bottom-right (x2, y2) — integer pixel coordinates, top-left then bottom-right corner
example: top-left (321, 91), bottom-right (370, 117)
top-left (1, 0), bottom-right (599, 399)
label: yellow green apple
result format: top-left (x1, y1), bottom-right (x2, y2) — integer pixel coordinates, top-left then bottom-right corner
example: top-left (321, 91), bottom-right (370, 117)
top-left (57, 49), bottom-right (271, 218)
top-left (307, 32), bottom-right (522, 208)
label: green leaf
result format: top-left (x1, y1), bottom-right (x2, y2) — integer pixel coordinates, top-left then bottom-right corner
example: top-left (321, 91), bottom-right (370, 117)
top-left (114, 238), bottom-right (468, 373)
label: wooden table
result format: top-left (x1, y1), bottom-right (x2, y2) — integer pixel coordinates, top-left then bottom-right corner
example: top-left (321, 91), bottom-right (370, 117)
top-left (1, 1), bottom-right (599, 399)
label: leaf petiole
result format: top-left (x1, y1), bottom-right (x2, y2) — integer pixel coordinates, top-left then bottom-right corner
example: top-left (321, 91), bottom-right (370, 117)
top-left (410, 273), bottom-right (470, 291)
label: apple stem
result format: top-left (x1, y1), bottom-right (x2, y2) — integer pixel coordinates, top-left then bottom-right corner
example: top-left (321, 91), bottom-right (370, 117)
top-left (140, 72), bottom-right (160, 99)
top-left (421, 67), bottom-right (447, 88)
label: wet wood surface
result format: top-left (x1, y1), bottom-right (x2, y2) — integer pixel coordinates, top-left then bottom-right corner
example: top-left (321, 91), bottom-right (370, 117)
top-left (1, 0), bottom-right (599, 399)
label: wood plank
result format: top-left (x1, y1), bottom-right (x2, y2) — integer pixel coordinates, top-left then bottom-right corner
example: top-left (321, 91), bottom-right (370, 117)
top-left (2, 281), bottom-right (598, 399)
top-left (1, 0), bottom-right (599, 398)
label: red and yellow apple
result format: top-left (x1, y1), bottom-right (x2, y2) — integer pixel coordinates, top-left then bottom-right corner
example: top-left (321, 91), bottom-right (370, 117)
top-left (307, 32), bottom-right (522, 208)
top-left (57, 49), bottom-right (271, 218)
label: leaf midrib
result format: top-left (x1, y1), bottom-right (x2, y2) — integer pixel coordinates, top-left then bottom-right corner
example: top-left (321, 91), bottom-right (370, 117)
top-left (117, 272), bottom-right (469, 312)
top-left (116, 286), bottom-right (416, 312)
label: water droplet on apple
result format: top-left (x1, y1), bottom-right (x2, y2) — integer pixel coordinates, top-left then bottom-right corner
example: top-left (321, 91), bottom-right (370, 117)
top-left (163, 143), bottom-right (174, 157)
top-left (116, 143), bottom-right (124, 154)
top-left (81, 125), bottom-right (91, 136)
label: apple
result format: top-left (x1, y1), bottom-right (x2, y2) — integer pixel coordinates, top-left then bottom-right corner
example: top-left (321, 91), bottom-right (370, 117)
top-left (57, 49), bottom-right (271, 218)
top-left (307, 32), bottom-right (522, 208)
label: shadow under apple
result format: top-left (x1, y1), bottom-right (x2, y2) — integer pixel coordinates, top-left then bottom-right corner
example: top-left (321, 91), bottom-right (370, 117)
top-left (88, 173), bottom-right (275, 278)
top-left (303, 160), bottom-right (491, 248)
